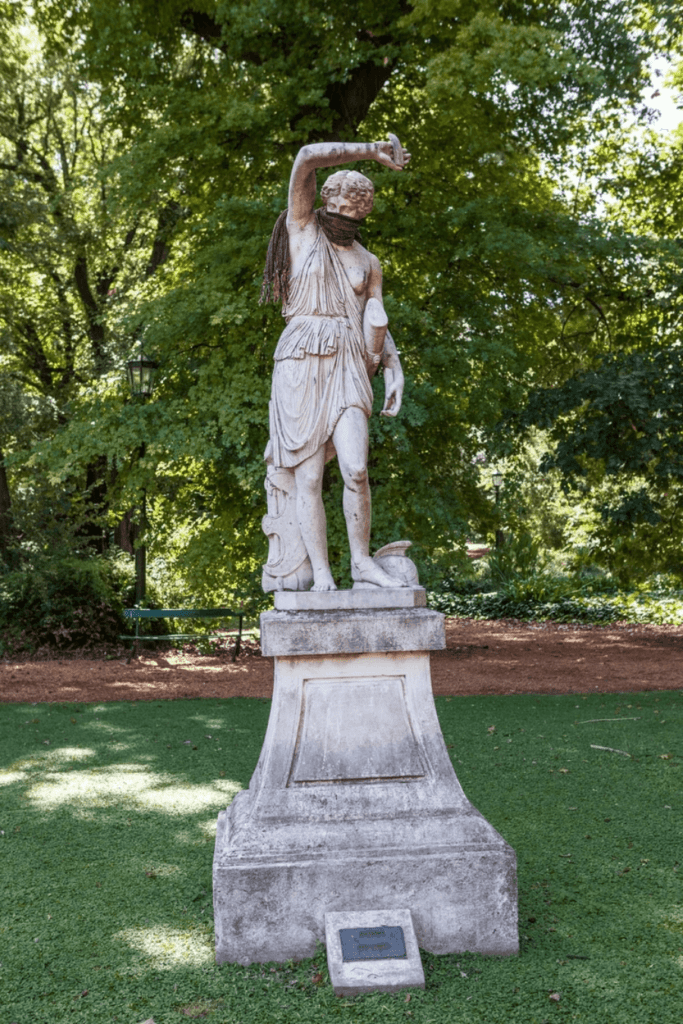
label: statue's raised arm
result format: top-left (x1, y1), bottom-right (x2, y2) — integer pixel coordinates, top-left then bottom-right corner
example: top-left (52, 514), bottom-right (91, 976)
top-left (262, 135), bottom-right (413, 593)
top-left (287, 139), bottom-right (410, 233)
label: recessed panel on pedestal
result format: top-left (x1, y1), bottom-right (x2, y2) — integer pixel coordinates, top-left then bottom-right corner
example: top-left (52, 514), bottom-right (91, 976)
top-left (289, 676), bottom-right (425, 785)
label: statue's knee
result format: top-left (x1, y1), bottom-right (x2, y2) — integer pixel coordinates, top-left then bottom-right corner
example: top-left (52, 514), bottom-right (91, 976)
top-left (344, 464), bottom-right (368, 490)
top-left (296, 464), bottom-right (322, 494)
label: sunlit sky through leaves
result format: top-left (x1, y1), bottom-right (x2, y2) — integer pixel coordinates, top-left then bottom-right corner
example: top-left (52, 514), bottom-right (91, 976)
top-left (646, 56), bottom-right (682, 134)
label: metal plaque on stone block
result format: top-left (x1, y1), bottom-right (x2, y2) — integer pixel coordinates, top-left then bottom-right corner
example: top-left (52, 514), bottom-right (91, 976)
top-left (325, 909), bottom-right (425, 997)
top-left (340, 925), bottom-right (407, 962)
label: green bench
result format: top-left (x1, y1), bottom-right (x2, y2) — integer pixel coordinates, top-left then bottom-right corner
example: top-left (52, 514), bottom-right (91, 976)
top-left (121, 608), bottom-right (245, 663)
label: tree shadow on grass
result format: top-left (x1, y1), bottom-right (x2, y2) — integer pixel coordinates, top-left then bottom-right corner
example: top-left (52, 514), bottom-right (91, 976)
top-left (0, 698), bottom-right (280, 1021)
top-left (2, 695), bottom-right (683, 1022)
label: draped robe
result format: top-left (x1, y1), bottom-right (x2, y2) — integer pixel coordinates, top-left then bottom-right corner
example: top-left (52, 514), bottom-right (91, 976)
top-left (264, 223), bottom-right (374, 469)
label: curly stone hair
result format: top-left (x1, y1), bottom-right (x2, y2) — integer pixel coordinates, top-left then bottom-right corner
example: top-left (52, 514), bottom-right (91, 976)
top-left (320, 170), bottom-right (374, 218)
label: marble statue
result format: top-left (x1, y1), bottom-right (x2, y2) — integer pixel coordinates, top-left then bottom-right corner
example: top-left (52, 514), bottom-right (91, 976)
top-left (261, 136), bottom-right (412, 593)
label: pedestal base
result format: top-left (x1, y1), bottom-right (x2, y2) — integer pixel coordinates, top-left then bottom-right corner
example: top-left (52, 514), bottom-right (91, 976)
top-left (213, 608), bottom-right (518, 964)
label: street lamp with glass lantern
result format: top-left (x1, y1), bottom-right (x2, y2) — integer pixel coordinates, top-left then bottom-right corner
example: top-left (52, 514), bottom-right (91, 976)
top-left (492, 470), bottom-right (504, 548)
top-left (125, 348), bottom-right (158, 605)
top-left (126, 352), bottom-right (158, 398)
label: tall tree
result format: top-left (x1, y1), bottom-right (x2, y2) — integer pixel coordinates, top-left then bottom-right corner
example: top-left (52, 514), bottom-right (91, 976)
top-left (500, 67), bottom-right (683, 579)
top-left (13, 0), bottom-right (682, 597)
top-left (0, 13), bottom-right (184, 554)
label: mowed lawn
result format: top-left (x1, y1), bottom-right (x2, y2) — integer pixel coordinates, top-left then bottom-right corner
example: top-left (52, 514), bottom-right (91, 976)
top-left (1, 691), bottom-right (681, 1023)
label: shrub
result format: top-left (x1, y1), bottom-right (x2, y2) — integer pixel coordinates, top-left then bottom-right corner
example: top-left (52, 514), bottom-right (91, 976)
top-left (487, 532), bottom-right (548, 585)
top-left (0, 556), bottom-right (130, 653)
top-left (428, 590), bottom-right (626, 623)
top-left (428, 580), bottom-right (683, 625)
top-left (429, 538), bottom-right (683, 624)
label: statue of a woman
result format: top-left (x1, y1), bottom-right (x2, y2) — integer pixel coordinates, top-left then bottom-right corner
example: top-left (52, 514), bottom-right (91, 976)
top-left (261, 138), bottom-right (411, 593)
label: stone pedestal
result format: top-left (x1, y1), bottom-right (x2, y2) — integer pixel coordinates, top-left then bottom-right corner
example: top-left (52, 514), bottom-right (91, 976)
top-left (213, 592), bottom-right (518, 964)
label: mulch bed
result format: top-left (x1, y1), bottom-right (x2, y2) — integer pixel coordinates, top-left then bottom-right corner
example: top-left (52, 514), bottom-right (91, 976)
top-left (1, 619), bottom-right (682, 703)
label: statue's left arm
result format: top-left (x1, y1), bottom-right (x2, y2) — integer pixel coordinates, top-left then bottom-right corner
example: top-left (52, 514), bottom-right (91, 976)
top-left (368, 256), bottom-right (404, 418)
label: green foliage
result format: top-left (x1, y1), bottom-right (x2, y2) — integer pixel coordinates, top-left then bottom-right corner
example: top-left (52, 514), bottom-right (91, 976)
top-left (517, 348), bottom-right (683, 485)
top-left (486, 532), bottom-right (549, 586)
top-left (1, 692), bottom-right (682, 1021)
top-left (430, 556), bottom-right (683, 625)
top-left (472, 425), bottom-right (683, 588)
top-left (2, 1), bottom-right (683, 595)
top-left (488, 62), bottom-right (683, 575)
top-left (507, 347), bottom-right (683, 565)
top-left (0, 556), bottom-right (133, 653)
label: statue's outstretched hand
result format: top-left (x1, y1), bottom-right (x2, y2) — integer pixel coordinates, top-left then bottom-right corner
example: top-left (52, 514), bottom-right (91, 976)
top-left (375, 137), bottom-right (411, 171)
top-left (381, 374), bottom-right (404, 417)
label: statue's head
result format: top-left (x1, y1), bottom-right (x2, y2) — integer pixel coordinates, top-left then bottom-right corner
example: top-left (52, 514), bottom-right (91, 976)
top-left (321, 170), bottom-right (374, 220)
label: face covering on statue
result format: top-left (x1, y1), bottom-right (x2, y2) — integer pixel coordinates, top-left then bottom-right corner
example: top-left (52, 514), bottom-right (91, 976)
top-left (317, 208), bottom-right (363, 247)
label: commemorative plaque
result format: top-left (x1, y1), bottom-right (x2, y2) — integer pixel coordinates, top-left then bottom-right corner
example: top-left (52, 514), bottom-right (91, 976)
top-left (324, 909), bottom-right (425, 996)
top-left (340, 925), bottom-right (407, 961)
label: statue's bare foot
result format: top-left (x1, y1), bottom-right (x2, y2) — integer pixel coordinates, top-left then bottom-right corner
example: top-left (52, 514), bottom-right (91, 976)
top-left (352, 556), bottom-right (405, 589)
top-left (311, 569), bottom-right (337, 592)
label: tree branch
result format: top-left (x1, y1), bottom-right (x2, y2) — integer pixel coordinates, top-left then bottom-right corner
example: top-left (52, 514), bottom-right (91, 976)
top-left (323, 59), bottom-right (393, 138)
top-left (46, 268), bottom-right (78, 389)
top-left (0, 160), bottom-right (50, 187)
top-left (73, 253), bottom-right (106, 370)
top-left (179, 7), bottom-right (398, 138)
top-left (15, 320), bottom-right (55, 392)
top-left (95, 219), bottom-right (140, 302)
top-left (146, 201), bottom-right (182, 278)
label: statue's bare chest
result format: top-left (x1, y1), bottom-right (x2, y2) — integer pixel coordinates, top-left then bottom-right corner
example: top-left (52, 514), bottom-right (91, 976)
top-left (289, 228), bottom-right (372, 299)
top-left (331, 243), bottom-right (371, 296)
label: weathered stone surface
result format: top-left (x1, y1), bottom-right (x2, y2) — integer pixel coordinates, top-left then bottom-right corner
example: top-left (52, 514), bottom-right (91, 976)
top-left (214, 835), bottom-right (517, 963)
top-left (260, 607), bottom-right (445, 657)
top-left (213, 612), bottom-right (519, 965)
top-left (325, 909), bottom-right (425, 997)
top-left (261, 138), bottom-right (411, 592)
top-left (273, 586), bottom-right (426, 612)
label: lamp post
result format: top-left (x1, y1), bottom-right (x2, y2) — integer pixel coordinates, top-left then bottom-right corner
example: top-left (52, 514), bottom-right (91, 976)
top-left (492, 470), bottom-right (504, 549)
top-left (126, 352), bottom-right (158, 399)
top-left (125, 348), bottom-right (158, 605)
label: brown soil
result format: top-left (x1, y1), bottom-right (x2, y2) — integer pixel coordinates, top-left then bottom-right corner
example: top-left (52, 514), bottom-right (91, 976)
top-left (1, 619), bottom-right (682, 704)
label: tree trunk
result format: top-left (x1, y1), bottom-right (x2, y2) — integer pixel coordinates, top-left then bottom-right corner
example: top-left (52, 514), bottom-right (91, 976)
top-left (0, 450), bottom-right (13, 560)
top-left (78, 455), bottom-right (109, 553)
top-left (110, 458), bottom-right (137, 555)
top-left (114, 510), bottom-right (136, 555)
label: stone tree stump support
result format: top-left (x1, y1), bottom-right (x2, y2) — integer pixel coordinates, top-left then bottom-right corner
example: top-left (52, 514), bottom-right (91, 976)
top-left (213, 589), bottom-right (518, 964)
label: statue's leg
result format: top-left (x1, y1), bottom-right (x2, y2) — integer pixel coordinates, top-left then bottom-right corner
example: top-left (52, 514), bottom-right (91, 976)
top-left (293, 448), bottom-right (337, 592)
top-left (333, 407), bottom-right (401, 588)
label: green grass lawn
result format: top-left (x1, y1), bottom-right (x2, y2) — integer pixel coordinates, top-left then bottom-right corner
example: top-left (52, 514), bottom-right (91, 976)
top-left (1, 691), bottom-right (681, 1023)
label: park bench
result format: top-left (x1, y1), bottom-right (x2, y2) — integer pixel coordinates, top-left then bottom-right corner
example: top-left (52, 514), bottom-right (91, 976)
top-left (121, 608), bottom-right (245, 663)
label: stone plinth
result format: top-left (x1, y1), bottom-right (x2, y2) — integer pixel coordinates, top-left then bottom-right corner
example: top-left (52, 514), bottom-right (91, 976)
top-left (213, 601), bottom-right (518, 964)
top-left (273, 586), bottom-right (426, 612)
top-left (260, 606), bottom-right (443, 657)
